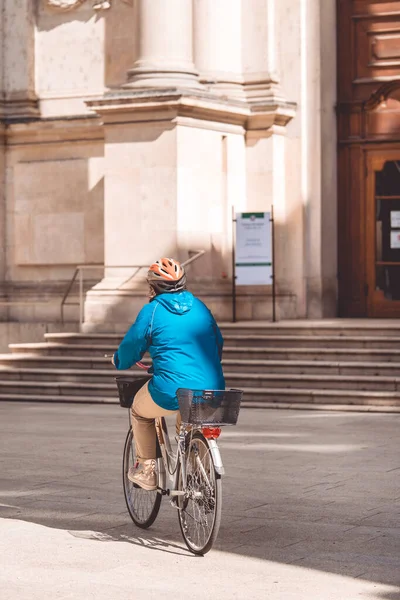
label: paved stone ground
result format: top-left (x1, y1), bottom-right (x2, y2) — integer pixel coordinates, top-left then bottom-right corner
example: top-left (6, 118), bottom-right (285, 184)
top-left (0, 402), bottom-right (399, 600)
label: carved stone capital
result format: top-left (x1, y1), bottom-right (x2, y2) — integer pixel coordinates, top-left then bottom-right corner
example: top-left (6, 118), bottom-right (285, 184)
top-left (44, 0), bottom-right (131, 10)
top-left (44, 0), bottom-right (87, 11)
top-left (86, 88), bottom-right (296, 137)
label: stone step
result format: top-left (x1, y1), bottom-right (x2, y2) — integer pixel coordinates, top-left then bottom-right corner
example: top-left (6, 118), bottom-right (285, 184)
top-left (9, 342), bottom-right (118, 357)
top-left (233, 347), bottom-right (400, 363)
top-left (0, 359), bottom-right (399, 378)
top-left (9, 342), bottom-right (400, 363)
top-left (241, 402), bottom-right (400, 413)
top-left (45, 333), bottom-right (121, 346)
top-left (220, 321), bottom-right (400, 338)
top-left (45, 331), bottom-right (400, 349)
top-left (0, 380), bottom-right (119, 397)
top-left (2, 353), bottom-right (400, 377)
top-left (243, 387), bottom-right (400, 407)
top-left (223, 359), bottom-right (400, 376)
top-left (1, 386), bottom-right (399, 411)
top-left (5, 323), bottom-right (400, 411)
top-left (0, 353), bottom-right (115, 370)
top-left (0, 359), bottom-right (400, 382)
top-left (224, 335), bottom-right (400, 349)
top-left (2, 371), bottom-right (400, 396)
top-left (228, 373), bottom-right (400, 391)
top-left (0, 366), bottom-right (141, 383)
top-left (46, 320), bottom-right (400, 342)
top-left (0, 367), bottom-right (400, 393)
top-left (0, 393), bottom-right (115, 404)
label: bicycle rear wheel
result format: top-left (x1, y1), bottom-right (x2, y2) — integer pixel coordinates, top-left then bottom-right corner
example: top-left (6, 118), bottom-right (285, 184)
top-left (122, 427), bottom-right (162, 528)
top-left (177, 431), bottom-right (222, 555)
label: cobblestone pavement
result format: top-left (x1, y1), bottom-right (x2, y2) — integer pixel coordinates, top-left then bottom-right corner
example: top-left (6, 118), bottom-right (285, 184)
top-left (0, 403), bottom-right (399, 600)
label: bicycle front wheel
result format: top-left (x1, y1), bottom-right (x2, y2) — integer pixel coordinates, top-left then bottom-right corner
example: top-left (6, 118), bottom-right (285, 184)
top-left (177, 431), bottom-right (222, 555)
top-left (122, 428), bottom-right (161, 529)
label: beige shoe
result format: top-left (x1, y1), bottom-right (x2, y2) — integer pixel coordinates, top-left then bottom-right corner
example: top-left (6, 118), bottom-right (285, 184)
top-left (128, 459), bottom-right (157, 491)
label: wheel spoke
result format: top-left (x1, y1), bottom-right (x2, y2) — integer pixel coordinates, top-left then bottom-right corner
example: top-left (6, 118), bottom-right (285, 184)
top-left (123, 428), bottom-right (161, 528)
top-left (178, 434), bottom-right (221, 554)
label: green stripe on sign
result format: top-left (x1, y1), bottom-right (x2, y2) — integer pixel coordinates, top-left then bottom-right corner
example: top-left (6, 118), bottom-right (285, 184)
top-left (236, 262), bottom-right (272, 267)
top-left (240, 212), bottom-right (265, 219)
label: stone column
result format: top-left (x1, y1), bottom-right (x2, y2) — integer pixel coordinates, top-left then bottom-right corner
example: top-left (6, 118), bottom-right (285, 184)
top-left (0, 124), bottom-right (5, 320)
top-left (193, 0), bottom-right (244, 98)
top-left (275, 0), bottom-right (337, 318)
top-left (1, 0), bottom-right (39, 119)
top-left (304, 0), bottom-right (338, 318)
top-left (241, 0), bottom-right (282, 100)
top-left (240, 0), bottom-right (298, 319)
top-left (84, 0), bottom-right (298, 328)
top-left (126, 0), bottom-right (200, 88)
top-left (0, 6), bottom-right (6, 316)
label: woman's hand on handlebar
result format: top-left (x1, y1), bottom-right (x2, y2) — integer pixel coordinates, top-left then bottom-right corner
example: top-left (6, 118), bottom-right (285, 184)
top-left (104, 354), bottom-right (147, 370)
top-left (104, 353), bottom-right (116, 366)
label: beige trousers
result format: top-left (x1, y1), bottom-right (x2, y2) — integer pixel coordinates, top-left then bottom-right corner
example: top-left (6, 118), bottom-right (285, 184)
top-left (131, 381), bottom-right (178, 460)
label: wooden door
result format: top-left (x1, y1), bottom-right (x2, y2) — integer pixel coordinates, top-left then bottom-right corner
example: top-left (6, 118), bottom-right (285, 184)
top-left (337, 0), bottom-right (400, 316)
top-left (366, 150), bottom-right (400, 316)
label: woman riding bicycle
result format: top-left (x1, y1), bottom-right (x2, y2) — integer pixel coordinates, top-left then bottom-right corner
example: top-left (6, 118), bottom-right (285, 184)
top-left (113, 258), bottom-right (225, 491)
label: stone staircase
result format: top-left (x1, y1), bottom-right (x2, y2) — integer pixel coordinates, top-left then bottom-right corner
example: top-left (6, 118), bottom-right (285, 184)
top-left (1, 321), bottom-right (400, 411)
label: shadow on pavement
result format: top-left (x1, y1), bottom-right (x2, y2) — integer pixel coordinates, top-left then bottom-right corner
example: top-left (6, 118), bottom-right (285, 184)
top-left (68, 528), bottom-right (196, 557)
top-left (1, 403), bottom-right (399, 591)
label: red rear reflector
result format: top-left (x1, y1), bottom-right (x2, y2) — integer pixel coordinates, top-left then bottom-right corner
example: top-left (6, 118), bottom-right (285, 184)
top-left (202, 427), bottom-right (221, 439)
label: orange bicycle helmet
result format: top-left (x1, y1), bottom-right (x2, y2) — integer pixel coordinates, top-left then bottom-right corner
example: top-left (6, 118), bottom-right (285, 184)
top-left (147, 258), bottom-right (187, 295)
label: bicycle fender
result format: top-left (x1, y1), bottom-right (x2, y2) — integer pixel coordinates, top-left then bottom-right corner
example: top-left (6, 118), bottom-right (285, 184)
top-left (208, 439), bottom-right (224, 476)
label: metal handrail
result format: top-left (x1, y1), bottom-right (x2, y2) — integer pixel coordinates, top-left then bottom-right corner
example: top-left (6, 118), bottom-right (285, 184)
top-left (182, 249), bottom-right (206, 267)
top-left (61, 264), bottom-right (149, 326)
top-left (61, 250), bottom-right (206, 329)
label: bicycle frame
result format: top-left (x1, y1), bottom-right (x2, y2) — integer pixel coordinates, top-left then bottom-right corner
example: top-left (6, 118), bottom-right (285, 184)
top-left (154, 416), bottom-right (224, 504)
top-left (130, 363), bottom-right (226, 493)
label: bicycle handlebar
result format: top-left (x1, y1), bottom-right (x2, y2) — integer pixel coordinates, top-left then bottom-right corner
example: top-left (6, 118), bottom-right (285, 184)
top-left (105, 354), bottom-right (149, 371)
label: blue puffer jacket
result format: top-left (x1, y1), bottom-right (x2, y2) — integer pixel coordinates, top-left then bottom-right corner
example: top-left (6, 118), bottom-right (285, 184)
top-left (114, 291), bottom-right (225, 411)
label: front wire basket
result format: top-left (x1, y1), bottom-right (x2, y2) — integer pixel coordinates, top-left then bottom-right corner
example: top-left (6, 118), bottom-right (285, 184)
top-left (177, 388), bottom-right (243, 426)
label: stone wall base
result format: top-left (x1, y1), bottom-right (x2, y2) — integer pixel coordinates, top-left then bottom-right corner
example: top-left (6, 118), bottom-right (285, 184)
top-left (83, 283), bottom-right (297, 332)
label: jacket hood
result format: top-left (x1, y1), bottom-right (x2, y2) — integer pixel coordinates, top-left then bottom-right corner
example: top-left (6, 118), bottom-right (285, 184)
top-left (154, 291), bottom-right (194, 315)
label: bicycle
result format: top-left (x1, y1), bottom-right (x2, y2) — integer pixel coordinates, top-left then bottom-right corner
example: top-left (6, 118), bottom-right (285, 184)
top-left (115, 370), bottom-right (242, 555)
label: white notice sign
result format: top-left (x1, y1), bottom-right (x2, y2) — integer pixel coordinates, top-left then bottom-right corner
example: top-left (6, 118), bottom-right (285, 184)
top-left (391, 211), bottom-right (400, 228)
top-left (235, 212), bottom-right (272, 285)
top-left (390, 230), bottom-right (400, 249)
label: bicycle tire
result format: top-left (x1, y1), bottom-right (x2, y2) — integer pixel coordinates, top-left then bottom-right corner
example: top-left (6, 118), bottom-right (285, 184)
top-left (122, 428), bottom-right (162, 529)
top-left (177, 431), bottom-right (222, 555)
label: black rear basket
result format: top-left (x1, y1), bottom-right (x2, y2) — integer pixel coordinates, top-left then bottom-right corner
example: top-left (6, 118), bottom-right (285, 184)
top-left (177, 388), bottom-right (243, 426)
top-left (115, 375), bottom-right (151, 408)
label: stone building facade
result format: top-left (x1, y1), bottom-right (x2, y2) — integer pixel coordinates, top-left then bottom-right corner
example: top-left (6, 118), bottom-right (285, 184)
top-left (0, 0), bottom-right (341, 332)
